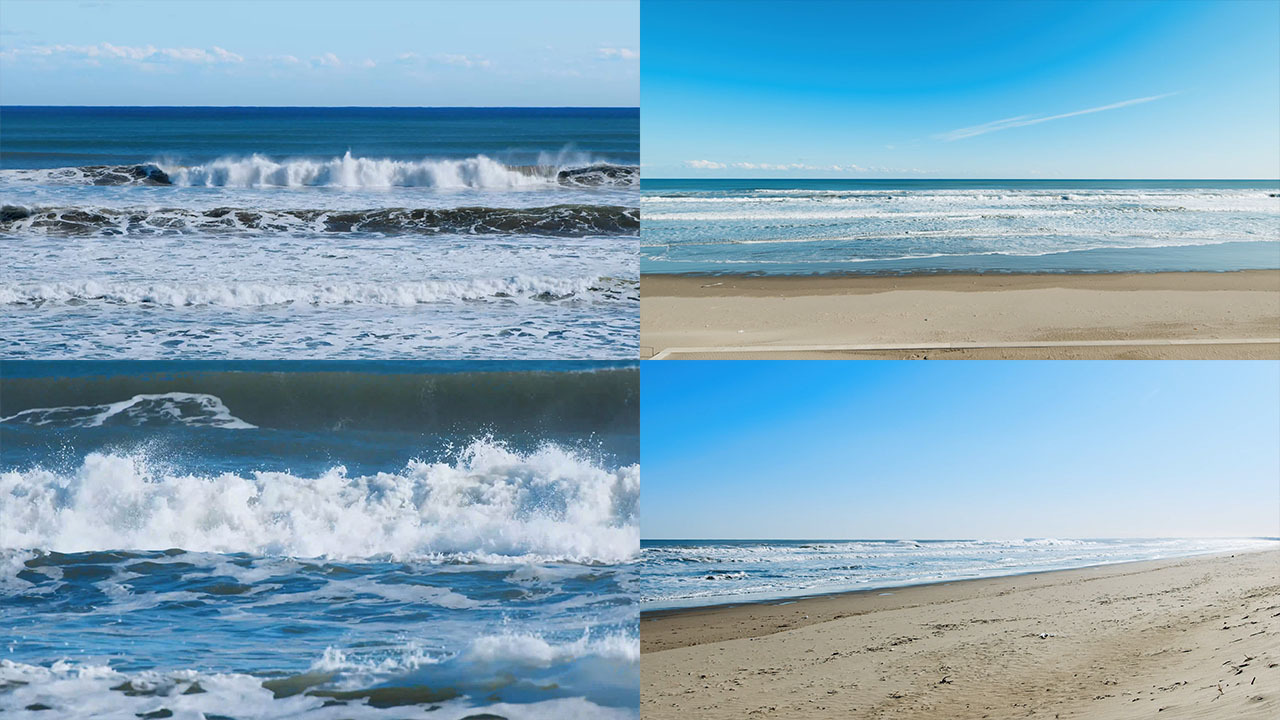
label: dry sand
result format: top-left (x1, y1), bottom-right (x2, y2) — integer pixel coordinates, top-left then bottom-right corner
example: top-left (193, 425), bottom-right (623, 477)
top-left (640, 270), bottom-right (1280, 359)
top-left (641, 549), bottom-right (1280, 719)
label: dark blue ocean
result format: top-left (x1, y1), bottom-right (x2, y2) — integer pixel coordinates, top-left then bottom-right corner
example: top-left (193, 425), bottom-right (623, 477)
top-left (642, 179), bottom-right (1280, 275)
top-left (0, 362), bottom-right (640, 719)
top-left (0, 107), bottom-right (640, 359)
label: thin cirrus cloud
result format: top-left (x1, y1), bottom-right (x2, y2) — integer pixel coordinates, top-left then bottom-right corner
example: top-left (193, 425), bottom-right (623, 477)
top-left (937, 92), bottom-right (1180, 141)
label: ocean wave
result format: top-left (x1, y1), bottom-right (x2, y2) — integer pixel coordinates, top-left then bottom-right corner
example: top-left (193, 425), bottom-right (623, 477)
top-left (0, 440), bottom-right (640, 563)
top-left (0, 154), bottom-right (639, 189)
top-left (0, 658), bottom-right (637, 719)
top-left (638, 538), bottom-right (1280, 608)
top-left (0, 392), bottom-right (254, 429)
top-left (0, 275), bottom-right (638, 307)
top-left (0, 369), bottom-right (638, 434)
top-left (0, 203), bottom-right (639, 236)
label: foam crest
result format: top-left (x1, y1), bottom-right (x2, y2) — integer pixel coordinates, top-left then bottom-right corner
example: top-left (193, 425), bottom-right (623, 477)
top-left (464, 631), bottom-right (639, 668)
top-left (0, 156), bottom-right (639, 189)
top-left (0, 276), bottom-right (635, 307)
top-left (168, 152), bottom-right (551, 188)
top-left (0, 659), bottom-right (637, 719)
top-left (0, 440), bottom-right (640, 563)
top-left (0, 392), bottom-right (255, 429)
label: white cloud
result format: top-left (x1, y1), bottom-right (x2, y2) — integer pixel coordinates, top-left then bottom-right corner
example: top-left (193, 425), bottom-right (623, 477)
top-left (4, 42), bottom-right (243, 65)
top-left (313, 52), bottom-right (342, 68)
top-left (435, 53), bottom-right (491, 68)
top-left (683, 159), bottom-right (929, 175)
top-left (360, 58), bottom-right (376, 69)
top-left (396, 52), bottom-right (420, 63)
top-left (937, 92), bottom-right (1179, 141)
top-left (211, 46), bottom-right (244, 63)
top-left (598, 47), bottom-right (639, 60)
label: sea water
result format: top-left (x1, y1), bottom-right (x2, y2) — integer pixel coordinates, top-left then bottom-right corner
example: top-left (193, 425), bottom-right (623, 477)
top-left (642, 179), bottom-right (1280, 275)
top-left (0, 362), bottom-right (640, 719)
top-left (638, 537), bottom-right (1279, 610)
top-left (0, 107), bottom-right (639, 358)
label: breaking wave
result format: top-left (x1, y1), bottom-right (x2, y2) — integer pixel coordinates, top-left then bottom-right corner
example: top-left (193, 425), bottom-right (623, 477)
top-left (0, 154), bottom-right (639, 189)
top-left (0, 275), bottom-right (638, 307)
top-left (0, 440), bottom-right (640, 564)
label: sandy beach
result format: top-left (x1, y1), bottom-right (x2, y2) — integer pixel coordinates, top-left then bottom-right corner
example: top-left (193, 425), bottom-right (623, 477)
top-left (640, 270), bottom-right (1280, 359)
top-left (641, 549), bottom-right (1280, 719)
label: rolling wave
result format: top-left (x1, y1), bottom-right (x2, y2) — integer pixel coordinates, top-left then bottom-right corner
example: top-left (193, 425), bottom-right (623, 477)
top-left (0, 392), bottom-right (254, 429)
top-left (0, 369), bottom-right (638, 434)
top-left (0, 154), bottom-right (639, 189)
top-left (0, 440), bottom-right (639, 563)
top-left (0, 203), bottom-right (638, 236)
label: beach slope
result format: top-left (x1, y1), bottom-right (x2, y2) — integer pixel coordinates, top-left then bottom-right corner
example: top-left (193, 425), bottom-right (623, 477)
top-left (641, 549), bottom-right (1280, 719)
top-left (640, 271), bottom-right (1280, 359)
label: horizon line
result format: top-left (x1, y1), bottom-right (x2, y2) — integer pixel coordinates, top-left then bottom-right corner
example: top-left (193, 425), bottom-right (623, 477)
top-left (641, 535), bottom-right (1280, 542)
top-left (644, 177), bottom-right (1280, 182)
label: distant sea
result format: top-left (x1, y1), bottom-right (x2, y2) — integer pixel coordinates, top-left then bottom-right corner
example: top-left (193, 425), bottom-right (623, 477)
top-left (0, 361), bottom-right (640, 718)
top-left (642, 179), bottom-right (1280, 275)
top-left (638, 537), bottom-right (1280, 611)
top-left (0, 107), bottom-right (639, 358)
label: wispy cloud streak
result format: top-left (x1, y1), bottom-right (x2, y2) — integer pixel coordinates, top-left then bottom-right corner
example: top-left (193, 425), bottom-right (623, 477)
top-left (937, 92), bottom-right (1179, 141)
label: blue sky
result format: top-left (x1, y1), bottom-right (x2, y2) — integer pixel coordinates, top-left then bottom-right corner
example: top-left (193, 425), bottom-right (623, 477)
top-left (643, 0), bottom-right (1280, 178)
top-left (642, 362), bottom-right (1280, 539)
top-left (0, 1), bottom-right (638, 106)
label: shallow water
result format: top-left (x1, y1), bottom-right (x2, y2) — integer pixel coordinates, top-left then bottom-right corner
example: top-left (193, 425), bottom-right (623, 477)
top-left (638, 537), bottom-right (1280, 610)
top-left (642, 180), bottom-right (1280, 275)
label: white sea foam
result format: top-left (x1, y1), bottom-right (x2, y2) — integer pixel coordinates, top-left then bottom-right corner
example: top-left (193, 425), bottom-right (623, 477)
top-left (0, 440), bottom-right (640, 563)
top-left (0, 153), bottom-right (639, 190)
top-left (0, 276), bottom-right (632, 307)
top-left (0, 658), bottom-right (637, 719)
top-left (639, 538), bottom-right (1280, 608)
top-left (464, 630), bottom-right (639, 668)
top-left (169, 153), bottom-right (552, 188)
top-left (0, 392), bottom-right (255, 429)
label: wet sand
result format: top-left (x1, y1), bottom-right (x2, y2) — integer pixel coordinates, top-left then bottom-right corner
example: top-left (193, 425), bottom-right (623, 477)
top-left (640, 270), bottom-right (1280, 359)
top-left (641, 549), bottom-right (1280, 719)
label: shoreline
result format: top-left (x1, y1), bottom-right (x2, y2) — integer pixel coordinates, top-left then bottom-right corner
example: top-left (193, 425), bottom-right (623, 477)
top-left (640, 269), bottom-right (1280, 360)
top-left (642, 268), bottom-right (1280, 295)
top-left (640, 549), bottom-right (1269, 650)
top-left (641, 548), bottom-right (1280, 718)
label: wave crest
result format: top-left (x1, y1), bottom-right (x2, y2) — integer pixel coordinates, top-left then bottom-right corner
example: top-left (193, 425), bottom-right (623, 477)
top-left (0, 392), bottom-right (254, 429)
top-left (0, 440), bottom-right (640, 563)
top-left (0, 154), bottom-right (639, 189)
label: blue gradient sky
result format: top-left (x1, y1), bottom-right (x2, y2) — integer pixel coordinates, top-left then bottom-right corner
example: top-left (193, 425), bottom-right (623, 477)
top-left (642, 362), bottom-right (1280, 539)
top-left (643, 0), bottom-right (1280, 178)
top-left (0, 1), bottom-right (638, 106)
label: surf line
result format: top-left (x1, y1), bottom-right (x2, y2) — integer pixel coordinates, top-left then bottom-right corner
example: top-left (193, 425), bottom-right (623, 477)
top-left (648, 337), bottom-right (1280, 359)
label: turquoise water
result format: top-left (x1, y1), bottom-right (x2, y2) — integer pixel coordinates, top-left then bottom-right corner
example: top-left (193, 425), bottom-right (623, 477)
top-left (642, 179), bottom-right (1280, 275)
top-left (0, 362), bottom-right (640, 719)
